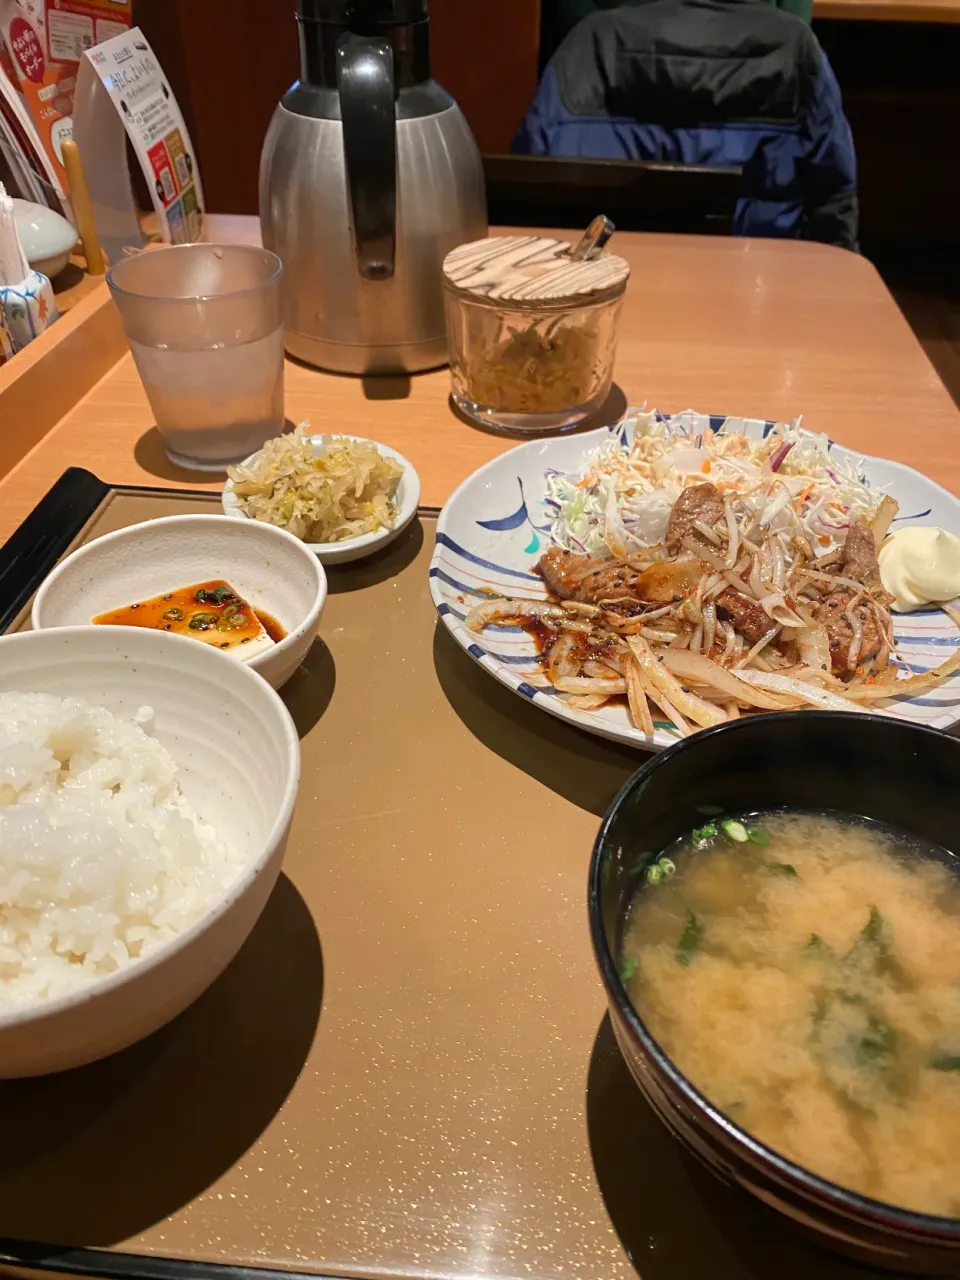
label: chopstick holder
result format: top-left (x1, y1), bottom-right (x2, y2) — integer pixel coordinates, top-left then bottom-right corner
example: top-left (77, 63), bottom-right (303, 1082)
top-left (0, 182), bottom-right (58, 353)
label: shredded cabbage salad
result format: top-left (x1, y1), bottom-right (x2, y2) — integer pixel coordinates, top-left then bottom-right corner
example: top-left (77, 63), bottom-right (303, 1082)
top-left (545, 410), bottom-right (882, 560)
top-left (228, 425), bottom-right (403, 544)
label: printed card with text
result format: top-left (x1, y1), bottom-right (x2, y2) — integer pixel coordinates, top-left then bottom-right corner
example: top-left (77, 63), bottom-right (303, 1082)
top-left (84, 26), bottom-right (204, 243)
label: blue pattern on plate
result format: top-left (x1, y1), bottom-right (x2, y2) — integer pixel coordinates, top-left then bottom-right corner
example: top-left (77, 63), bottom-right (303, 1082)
top-left (435, 533), bottom-right (541, 582)
top-left (476, 478), bottom-right (553, 554)
top-left (893, 634), bottom-right (958, 647)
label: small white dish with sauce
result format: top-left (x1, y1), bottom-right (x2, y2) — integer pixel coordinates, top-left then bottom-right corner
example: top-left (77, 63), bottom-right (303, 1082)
top-left (31, 515), bottom-right (327, 690)
top-left (221, 433), bottom-right (421, 566)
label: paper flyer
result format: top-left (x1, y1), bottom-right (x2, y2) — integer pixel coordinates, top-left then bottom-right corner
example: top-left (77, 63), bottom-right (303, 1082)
top-left (0, 0), bottom-right (131, 198)
top-left (84, 27), bottom-right (204, 244)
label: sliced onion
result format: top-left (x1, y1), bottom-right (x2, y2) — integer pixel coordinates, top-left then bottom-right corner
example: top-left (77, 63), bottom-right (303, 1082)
top-left (681, 535), bottom-right (753, 596)
top-left (631, 659), bottom-right (692, 737)
top-left (603, 601), bottom-right (675, 625)
top-left (758, 593), bottom-right (808, 628)
top-left (735, 669), bottom-right (870, 712)
top-left (720, 620), bottom-right (736, 662)
top-left (656, 694), bottom-right (693, 737)
top-left (625, 656), bottom-right (655, 738)
top-left (567, 694), bottom-right (613, 710)
top-left (702, 601), bottom-right (717, 655)
top-left (466, 599), bottom-right (563, 631)
top-left (554, 675), bottom-right (626, 696)
top-left (840, 646), bottom-right (960, 701)
top-left (798, 568), bottom-right (873, 594)
top-left (693, 520), bottom-right (722, 546)
top-left (736, 625), bottom-right (781, 668)
top-left (749, 554), bottom-right (766, 602)
top-left (546, 632), bottom-right (582, 679)
top-left (660, 650), bottom-right (794, 709)
top-left (797, 624), bottom-right (831, 673)
top-left (791, 664), bottom-right (846, 688)
top-left (843, 594), bottom-right (865, 671)
top-left (626, 636), bottom-right (727, 729)
top-left (724, 497), bottom-right (740, 569)
top-left (870, 494), bottom-right (899, 545)
top-left (583, 659), bottom-right (621, 679)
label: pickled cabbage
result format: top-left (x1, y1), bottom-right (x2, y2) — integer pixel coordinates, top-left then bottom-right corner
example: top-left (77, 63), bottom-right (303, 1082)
top-left (228, 426), bottom-right (403, 544)
top-left (461, 322), bottom-right (602, 414)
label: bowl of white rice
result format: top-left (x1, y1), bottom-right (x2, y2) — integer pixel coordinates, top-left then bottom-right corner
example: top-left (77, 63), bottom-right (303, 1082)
top-left (0, 625), bottom-right (300, 1077)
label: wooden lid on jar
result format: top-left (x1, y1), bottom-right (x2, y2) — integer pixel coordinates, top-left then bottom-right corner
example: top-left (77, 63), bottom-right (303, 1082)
top-left (441, 235), bottom-right (630, 305)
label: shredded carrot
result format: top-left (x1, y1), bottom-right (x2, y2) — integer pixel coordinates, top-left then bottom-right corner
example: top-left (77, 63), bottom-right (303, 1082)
top-left (702, 459), bottom-right (712, 474)
top-left (794, 484), bottom-right (815, 510)
top-left (819, 534), bottom-right (831, 545)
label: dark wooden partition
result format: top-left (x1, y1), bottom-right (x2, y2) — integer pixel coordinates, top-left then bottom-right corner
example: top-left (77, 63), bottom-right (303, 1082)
top-left (131, 0), bottom-right (959, 255)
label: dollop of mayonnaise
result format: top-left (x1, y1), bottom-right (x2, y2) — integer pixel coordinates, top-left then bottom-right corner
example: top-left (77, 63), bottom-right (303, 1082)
top-left (878, 527), bottom-right (960, 613)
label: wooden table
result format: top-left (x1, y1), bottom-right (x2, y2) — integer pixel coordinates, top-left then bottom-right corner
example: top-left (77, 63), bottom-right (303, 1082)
top-left (0, 214), bottom-right (958, 543)
top-left (814, 0), bottom-right (960, 21)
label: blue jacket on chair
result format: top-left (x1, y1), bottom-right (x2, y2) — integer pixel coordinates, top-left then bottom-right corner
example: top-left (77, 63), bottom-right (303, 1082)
top-left (515, 0), bottom-right (858, 249)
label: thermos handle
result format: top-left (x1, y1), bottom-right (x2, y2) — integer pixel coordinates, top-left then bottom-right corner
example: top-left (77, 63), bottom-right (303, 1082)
top-left (337, 33), bottom-right (397, 281)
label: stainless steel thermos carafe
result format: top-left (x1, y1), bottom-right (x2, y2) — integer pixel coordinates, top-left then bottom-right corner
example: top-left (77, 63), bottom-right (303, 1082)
top-left (260, 0), bottom-right (488, 375)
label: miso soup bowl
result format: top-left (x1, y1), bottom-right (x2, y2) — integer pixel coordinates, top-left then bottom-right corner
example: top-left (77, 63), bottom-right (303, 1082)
top-left (588, 712), bottom-right (960, 1275)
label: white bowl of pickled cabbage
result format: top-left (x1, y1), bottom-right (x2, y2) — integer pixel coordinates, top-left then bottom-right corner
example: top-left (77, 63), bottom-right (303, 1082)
top-left (0, 626), bottom-right (299, 1077)
top-left (222, 428), bottom-right (421, 565)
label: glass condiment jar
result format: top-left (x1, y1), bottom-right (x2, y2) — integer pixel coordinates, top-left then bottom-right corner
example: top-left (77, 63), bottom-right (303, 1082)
top-left (442, 235), bottom-right (629, 434)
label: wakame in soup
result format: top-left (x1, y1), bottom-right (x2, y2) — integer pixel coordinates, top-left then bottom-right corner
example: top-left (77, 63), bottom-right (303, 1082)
top-left (620, 811), bottom-right (960, 1217)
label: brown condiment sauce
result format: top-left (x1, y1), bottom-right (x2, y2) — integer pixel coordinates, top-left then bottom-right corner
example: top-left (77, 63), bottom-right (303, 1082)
top-left (92, 579), bottom-right (287, 653)
top-left (513, 585), bottom-right (640, 708)
top-left (518, 610), bottom-right (625, 691)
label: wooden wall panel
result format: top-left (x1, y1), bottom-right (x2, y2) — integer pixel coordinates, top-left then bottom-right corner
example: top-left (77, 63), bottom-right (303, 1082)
top-left (430, 0), bottom-right (540, 152)
top-left (132, 0), bottom-right (540, 215)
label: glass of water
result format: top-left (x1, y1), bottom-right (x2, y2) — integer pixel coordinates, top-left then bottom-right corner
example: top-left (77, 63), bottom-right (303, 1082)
top-left (107, 244), bottom-right (285, 472)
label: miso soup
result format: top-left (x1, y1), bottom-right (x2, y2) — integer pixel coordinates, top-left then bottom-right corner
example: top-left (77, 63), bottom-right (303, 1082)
top-left (621, 811), bottom-right (960, 1217)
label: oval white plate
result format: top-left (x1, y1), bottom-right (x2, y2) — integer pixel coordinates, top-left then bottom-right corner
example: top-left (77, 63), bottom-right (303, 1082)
top-left (223, 434), bottom-right (421, 565)
top-left (431, 409), bottom-right (960, 751)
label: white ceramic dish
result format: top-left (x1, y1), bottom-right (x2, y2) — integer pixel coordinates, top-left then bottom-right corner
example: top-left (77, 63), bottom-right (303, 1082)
top-left (12, 198), bottom-right (78, 279)
top-left (0, 626), bottom-right (300, 1077)
top-left (431, 409), bottom-right (960, 751)
top-left (32, 515), bottom-right (327, 690)
top-left (221, 433), bottom-right (421, 565)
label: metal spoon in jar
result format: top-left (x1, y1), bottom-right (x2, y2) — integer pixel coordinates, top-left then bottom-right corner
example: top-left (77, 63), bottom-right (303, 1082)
top-left (542, 215), bottom-right (616, 344)
top-left (570, 214), bottom-right (616, 262)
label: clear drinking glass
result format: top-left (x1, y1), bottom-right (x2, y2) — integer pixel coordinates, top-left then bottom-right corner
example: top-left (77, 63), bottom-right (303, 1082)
top-left (107, 244), bottom-right (285, 471)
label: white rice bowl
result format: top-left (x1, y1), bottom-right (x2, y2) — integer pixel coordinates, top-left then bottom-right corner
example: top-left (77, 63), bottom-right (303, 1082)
top-left (0, 691), bottom-right (243, 1006)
